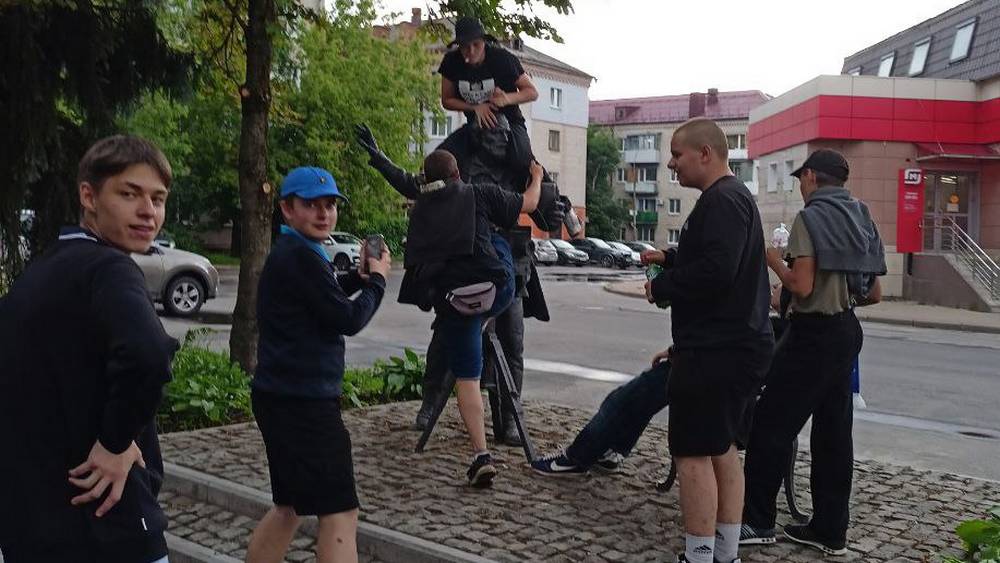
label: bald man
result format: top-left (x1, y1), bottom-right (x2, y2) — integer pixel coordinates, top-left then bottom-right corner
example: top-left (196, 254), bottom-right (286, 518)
top-left (640, 118), bottom-right (773, 563)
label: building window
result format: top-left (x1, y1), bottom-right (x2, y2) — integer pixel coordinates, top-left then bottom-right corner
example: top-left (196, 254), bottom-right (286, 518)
top-left (548, 130), bottom-right (561, 152)
top-left (877, 52), bottom-right (895, 77)
top-left (951, 18), bottom-right (977, 62)
top-left (668, 229), bottom-right (681, 245)
top-left (667, 198), bottom-right (681, 215)
top-left (847, 66), bottom-right (862, 76)
top-left (670, 168), bottom-right (679, 183)
top-left (638, 225), bottom-right (656, 242)
top-left (550, 87), bottom-right (563, 109)
top-left (618, 137), bottom-right (625, 151)
top-left (430, 116), bottom-right (452, 138)
top-left (637, 164), bottom-right (657, 182)
top-left (726, 134), bottom-right (746, 150)
top-left (784, 160), bottom-right (795, 191)
top-left (616, 168), bottom-right (626, 182)
top-left (549, 172), bottom-right (559, 183)
top-left (909, 38), bottom-right (931, 76)
top-left (623, 134), bottom-right (659, 151)
top-left (730, 160), bottom-right (752, 183)
top-left (638, 197), bottom-right (657, 211)
top-left (767, 162), bottom-right (778, 193)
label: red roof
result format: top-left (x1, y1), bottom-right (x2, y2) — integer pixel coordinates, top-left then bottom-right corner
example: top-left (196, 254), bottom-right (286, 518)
top-left (589, 90), bottom-right (772, 125)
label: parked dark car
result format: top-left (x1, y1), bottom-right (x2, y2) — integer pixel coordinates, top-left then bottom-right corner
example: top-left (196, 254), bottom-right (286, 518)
top-left (548, 238), bottom-right (589, 266)
top-left (569, 237), bottom-right (630, 268)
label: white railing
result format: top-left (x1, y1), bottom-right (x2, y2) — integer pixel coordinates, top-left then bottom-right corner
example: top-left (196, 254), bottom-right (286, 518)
top-left (923, 216), bottom-right (1000, 301)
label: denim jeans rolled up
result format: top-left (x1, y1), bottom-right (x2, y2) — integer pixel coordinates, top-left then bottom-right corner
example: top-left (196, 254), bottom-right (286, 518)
top-left (565, 360), bottom-right (671, 467)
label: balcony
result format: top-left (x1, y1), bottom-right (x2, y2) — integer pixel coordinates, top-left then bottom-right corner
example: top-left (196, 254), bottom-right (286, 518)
top-left (635, 210), bottom-right (658, 224)
top-left (624, 181), bottom-right (658, 195)
top-left (622, 148), bottom-right (660, 164)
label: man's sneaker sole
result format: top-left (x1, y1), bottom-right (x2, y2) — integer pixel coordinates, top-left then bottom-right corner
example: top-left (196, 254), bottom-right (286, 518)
top-left (469, 464), bottom-right (497, 488)
top-left (738, 535), bottom-right (776, 545)
top-left (591, 463), bottom-right (621, 475)
top-left (783, 530), bottom-right (847, 555)
top-left (531, 464), bottom-right (588, 477)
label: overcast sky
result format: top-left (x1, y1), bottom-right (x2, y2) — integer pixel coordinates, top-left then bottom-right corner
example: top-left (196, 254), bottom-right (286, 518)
top-left (375, 0), bottom-right (962, 100)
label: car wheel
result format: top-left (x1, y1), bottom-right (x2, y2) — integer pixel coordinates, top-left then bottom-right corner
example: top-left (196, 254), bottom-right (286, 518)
top-left (600, 255), bottom-right (615, 268)
top-left (164, 275), bottom-right (205, 317)
top-left (333, 253), bottom-right (352, 271)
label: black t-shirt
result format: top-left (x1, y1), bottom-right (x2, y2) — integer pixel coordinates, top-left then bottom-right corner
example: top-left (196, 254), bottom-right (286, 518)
top-left (438, 44), bottom-right (526, 124)
top-left (650, 175), bottom-right (773, 350)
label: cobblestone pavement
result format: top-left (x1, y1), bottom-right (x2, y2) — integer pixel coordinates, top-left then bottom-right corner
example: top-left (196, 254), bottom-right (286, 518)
top-left (159, 490), bottom-right (383, 563)
top-left (160, 401), bottom-right (999, 562)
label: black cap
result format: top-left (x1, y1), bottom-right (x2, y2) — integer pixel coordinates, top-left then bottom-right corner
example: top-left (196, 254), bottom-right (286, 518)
top-left (450, 17), bottom-right (487, 47)
top-left (791, 149), bottom-right (850, 182)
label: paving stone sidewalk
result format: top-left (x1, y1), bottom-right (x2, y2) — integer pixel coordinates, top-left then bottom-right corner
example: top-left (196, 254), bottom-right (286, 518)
top-left (160, 401), bottom-right (999, 562)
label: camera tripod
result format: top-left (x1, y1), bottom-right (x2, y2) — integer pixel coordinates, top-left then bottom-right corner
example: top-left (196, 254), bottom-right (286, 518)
top-left (415, 319), bottom-right (538, 462)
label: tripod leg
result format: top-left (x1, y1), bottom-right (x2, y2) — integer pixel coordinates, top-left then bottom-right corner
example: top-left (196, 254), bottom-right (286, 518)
top-left (487, 329), bottom-right (537, 462)
top-left (784, 436), bottom-right (810, 522)
top-left (415, 370), bottom-right (457, 453)
top-left (487, 387), bottom-right (503, 442)
top-left (656, 457), bottom-right (678, 492)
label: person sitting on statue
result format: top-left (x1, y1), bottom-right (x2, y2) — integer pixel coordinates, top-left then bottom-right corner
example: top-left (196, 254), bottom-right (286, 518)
top-left (436, 16), bottom-right (544, 182)
top-left (358, 124), bottom-right (543, 488)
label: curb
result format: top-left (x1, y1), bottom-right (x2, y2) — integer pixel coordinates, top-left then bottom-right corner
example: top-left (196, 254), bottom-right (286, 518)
top-left (162, 462), bottom-right (496, 563)
top-left (601, 283), bottom-right (1000, 334)
top-left (166, 533), bottom-right (242, 563)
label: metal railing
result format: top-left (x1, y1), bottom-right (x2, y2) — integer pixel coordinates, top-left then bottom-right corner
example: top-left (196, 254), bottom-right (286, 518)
top-left (923, 216), bottom-right (1000, 301)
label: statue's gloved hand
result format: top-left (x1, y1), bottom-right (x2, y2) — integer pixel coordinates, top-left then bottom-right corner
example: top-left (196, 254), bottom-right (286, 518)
top-left (355, 123), bottom-right (383, 162)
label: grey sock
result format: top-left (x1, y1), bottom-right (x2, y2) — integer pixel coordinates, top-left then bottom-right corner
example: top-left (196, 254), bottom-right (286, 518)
top-left (715, 522), bottom-right (740, 562)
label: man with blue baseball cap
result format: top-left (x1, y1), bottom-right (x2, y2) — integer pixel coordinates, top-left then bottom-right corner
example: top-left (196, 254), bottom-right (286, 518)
top-left (247, 166), bottom-right (390, 563)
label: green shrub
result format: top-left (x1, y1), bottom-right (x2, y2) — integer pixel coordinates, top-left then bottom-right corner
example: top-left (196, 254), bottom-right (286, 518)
top-left (342, 348), bottom-right (425, 409)
top-left (158, 329), bottom-right (252, 432)
top-left (943, 506), bottom-right (1000, 563)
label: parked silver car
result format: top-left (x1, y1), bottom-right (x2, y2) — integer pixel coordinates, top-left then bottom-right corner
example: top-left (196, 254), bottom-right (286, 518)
top-left (131, 246), bottom-right (220, 317)
top-left (532, 238), bottom-right (559, 265)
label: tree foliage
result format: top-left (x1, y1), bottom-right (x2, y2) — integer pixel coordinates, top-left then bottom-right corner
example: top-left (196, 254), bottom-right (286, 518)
top-left (585, 126), bottom-right (628, 240)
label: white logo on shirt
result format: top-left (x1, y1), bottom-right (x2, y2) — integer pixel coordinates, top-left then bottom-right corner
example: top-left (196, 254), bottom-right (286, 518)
top-left (458, 78), bottom-right (496, 105)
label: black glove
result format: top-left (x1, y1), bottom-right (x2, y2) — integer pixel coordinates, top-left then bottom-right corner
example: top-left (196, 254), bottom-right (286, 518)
top-left (355, 123), bottom-right (381, 161)
top-left (528, 180), bottom-right (562, 231)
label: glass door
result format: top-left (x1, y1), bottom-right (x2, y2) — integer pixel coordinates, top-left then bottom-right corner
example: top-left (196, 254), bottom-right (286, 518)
top-left (923, 172), bottom-right (976, 251)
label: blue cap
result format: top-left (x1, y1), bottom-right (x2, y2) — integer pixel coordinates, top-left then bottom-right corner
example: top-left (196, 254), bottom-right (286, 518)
top-left (280, 166), bottom-right (349, 202)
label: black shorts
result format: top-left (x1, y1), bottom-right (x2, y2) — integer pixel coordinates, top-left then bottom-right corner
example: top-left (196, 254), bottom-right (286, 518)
top-left (667, 345), bottom-right (772, 457)
top-left (251, 390), bottom-right (359, 516)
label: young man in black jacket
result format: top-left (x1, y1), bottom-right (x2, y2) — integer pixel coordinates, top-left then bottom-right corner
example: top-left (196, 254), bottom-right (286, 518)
top-left (247, 166), bottom-right (391, 563)
top-left (0, 136), bottom-right (178, 563)
top-left (642, 118), bottom-right (774, 563)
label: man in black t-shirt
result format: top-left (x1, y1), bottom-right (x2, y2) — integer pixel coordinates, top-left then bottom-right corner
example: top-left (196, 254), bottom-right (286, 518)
top-left (641, 118), bottom-right (773, 563)
top-left (436, 16), bottom-right (540, 176)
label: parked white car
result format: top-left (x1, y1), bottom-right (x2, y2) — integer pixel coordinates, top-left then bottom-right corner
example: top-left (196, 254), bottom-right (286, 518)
top-left (323, 231), bottom-right (362, 271)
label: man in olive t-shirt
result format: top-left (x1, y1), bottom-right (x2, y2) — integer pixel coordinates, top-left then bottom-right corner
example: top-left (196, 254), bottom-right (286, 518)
top-left (741, 149), bottom-right (884, 556)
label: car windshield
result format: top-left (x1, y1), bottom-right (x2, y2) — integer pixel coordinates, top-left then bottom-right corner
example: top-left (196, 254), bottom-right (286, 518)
top-left (550, 239), bottom-right (574, 250)
top-left (331, 234), bottom-right (359, 244)
top-left (609, 242), bottom-right (631, 252)
top-left (588, 238), bottom-right (612, 249)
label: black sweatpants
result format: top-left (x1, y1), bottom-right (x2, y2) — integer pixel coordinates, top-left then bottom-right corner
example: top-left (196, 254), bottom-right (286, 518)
top-left (743, 310), bottom-right (863, 542)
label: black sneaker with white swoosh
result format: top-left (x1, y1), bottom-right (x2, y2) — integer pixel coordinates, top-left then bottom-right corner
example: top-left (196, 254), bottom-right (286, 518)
top-left (531, 452), bottom-right (588, 477)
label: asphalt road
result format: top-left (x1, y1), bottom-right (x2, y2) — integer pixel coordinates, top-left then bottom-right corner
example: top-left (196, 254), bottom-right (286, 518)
top-left (162, 266), bottom-right (1000, 482)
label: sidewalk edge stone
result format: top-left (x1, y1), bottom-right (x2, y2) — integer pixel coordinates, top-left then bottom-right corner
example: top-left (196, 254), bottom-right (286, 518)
top-left (166, 532), bottom-right (242, 563)
top-left (163, 462), bottom-right (497, 563)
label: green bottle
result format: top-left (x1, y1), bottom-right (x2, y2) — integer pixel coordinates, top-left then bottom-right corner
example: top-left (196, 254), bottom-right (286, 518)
top-left (645, 264), bottom-right (670, 309)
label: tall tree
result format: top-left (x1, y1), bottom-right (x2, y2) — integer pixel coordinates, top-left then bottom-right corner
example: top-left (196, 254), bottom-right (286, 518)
top-left (585, 126), bottom-right (629, 240)
top-left (0, 1), bottom-right (189, 291)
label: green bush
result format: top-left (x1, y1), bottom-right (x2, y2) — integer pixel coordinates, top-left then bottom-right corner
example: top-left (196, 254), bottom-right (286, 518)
top-left (943, 506), bottom-right (1000, 563)
top-left (349, 214), bottom-right (409, 256)
top-left (342, 348), bottom-right (425, 408)
top-left (158, 329), bottom-right (252, 432)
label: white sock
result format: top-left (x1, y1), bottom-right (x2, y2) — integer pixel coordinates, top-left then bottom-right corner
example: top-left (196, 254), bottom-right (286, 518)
top-left (685, 534), bottom-right (714, 563)
top-left (715, 522), bottom-right (740, 562)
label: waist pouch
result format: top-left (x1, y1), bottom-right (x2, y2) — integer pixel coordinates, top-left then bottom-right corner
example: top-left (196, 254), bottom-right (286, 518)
top-left (446, 282), bottom-right (497, 316)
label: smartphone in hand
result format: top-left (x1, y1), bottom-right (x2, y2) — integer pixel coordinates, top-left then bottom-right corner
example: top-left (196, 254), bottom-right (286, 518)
top-left (363, 234), bottom-right (385, 273)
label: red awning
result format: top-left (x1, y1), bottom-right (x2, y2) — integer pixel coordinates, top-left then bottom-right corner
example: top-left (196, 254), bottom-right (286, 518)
top-left (915, 142), bottom-right (1000, 161)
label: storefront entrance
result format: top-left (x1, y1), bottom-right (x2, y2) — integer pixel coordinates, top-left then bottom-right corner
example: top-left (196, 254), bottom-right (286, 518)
top-left (923, 171), bottom-right (979, 251)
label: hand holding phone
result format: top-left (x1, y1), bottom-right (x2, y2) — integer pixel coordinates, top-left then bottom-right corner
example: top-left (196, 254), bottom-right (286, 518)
top-left (363, 234), bottom-right (390, 278)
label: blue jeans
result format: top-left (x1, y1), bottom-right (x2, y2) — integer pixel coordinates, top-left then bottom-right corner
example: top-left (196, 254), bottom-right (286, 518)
top-left (439, 233), bottom-right (516, 379)
top-left (565, 360), bottom-right (671, 467)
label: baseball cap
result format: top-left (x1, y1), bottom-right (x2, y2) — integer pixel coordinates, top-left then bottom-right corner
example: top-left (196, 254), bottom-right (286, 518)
top-left (790, 149), bottom-right (850, 182)
top-left (280, 166), bottom-right (349, 202)
top-left (449, 17), bottom-right (492, 47)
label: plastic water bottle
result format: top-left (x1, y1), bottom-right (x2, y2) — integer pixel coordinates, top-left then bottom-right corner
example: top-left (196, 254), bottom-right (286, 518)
top-left (645, 264), bottom-right (670, 309)
top-left (772, 222), bottom-right (790, 249)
